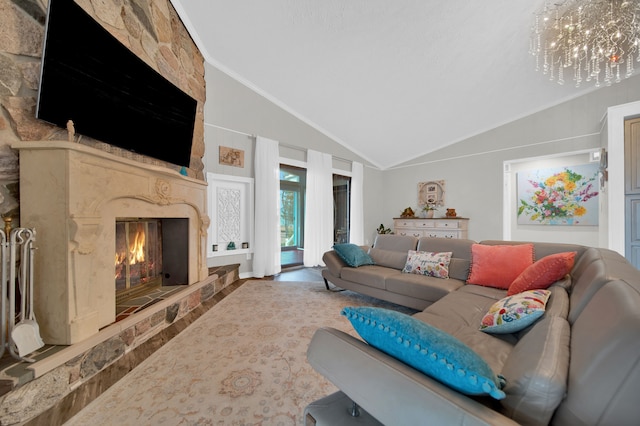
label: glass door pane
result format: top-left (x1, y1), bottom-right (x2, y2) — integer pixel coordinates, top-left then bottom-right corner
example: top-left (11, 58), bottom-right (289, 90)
top-left (280, 165), bottom-right (306, 267)
top-left (333, 174), bottom-right (351, 244)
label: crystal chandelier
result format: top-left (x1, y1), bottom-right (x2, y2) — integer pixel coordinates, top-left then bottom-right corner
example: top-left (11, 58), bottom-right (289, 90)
top-left (530, 0), bottom-right (640, 87)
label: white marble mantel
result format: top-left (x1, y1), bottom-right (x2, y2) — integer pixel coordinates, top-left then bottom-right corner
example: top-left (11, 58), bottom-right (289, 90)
top-left (13, 141), bottom-right (209, 345)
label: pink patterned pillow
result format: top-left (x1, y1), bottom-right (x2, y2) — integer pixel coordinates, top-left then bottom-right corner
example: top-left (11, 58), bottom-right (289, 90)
top-left (402, 250), bottom-right (452, 279)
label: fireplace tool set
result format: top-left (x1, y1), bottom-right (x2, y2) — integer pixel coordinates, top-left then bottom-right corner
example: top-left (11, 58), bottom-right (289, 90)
top-left (0, 221), bottom-right (44, 363)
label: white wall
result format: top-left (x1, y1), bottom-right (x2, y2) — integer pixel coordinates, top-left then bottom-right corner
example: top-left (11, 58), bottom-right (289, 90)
top-left (504, 150), bottom-right (601, 246)
top-left (203, 62), bottom-right (640, 274)
top-left (380, 74), bottom-right (640, 243)
top-left (203, 64), bottom-right (380, 276)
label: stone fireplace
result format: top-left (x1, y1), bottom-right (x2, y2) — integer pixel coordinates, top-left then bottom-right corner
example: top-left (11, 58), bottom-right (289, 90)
top-left (13, 141), bottom-right (209, 345)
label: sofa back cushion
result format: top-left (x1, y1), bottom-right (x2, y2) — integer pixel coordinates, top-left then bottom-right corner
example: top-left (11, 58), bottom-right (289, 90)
top-left (479, 240), bottom-right (586, 262)
top-left (568, 247), bottom-right (639, 324)
top-left (500, 316), bottom-right (570, 426)
top-left (368, 234), bottom-right (418, 270)
top-left (417, 238), bottom-right (475, 281)
top-left (553, 279), bottom-right (640, 425)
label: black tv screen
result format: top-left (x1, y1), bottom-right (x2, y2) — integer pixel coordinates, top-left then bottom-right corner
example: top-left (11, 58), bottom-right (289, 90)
top-left (36, 0), bottom-right (197, 168)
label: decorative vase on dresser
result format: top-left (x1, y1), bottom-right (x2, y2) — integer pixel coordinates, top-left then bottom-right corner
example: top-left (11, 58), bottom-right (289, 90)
top-left (393, 217), bottom-right (469, 239)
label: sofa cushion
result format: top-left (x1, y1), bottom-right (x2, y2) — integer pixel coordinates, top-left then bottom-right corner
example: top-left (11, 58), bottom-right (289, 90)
top-left (332, 243), bottom-right (375, 267)
top-left (480, 289), bottom-right (551, 334)
top-left (368, 247), bottom-right (410, 270)
top-left (417, 238), bottom-right (474, 280)
top-left (507, 251), bottom-right (576, 296)
top-left (385, 274), bottom-right (464, 305)
top-left (500, 316), bottom-right (570, 426)
top-left (413, 284), bottom-right (516, 373)
top-left (341, 306), bottom-right (506, 400)
top-left (402, 250), bottom-right (452, 278)
top-left (340, 265), bottom-right (401, 290)
top-left (467, 243), bottom-right (534, 289)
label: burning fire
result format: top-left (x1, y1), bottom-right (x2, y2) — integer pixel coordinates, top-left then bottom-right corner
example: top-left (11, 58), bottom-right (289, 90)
top-left (115, 220), bottom-right (161, 289)
top-left (129, 228), bottom-right (146, 264)
top-left (115, 227), bottom-right (146, 267)
top-left (115, 226), bottom-right (148, 281)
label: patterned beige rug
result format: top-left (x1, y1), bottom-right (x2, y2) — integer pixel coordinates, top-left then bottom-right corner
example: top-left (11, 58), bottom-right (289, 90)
top-left (65, 280), bottom-right (415, 425)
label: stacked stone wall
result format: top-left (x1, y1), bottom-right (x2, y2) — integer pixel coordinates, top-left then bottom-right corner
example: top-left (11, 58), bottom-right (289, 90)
top-left (0, 0), bottom-right (206, 226)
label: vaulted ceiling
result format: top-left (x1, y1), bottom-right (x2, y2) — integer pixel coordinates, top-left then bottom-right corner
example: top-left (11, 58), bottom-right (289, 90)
top-left (172, 1), bottom-right (624, 169)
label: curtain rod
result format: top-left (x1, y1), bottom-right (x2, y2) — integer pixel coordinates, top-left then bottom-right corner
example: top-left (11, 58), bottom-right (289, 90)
top-left (207, 123), bottom-right (355, 165)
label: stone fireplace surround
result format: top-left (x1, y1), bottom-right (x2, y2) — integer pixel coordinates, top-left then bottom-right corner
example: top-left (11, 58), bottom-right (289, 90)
top-left (13, 141), bottom-right (210, 345)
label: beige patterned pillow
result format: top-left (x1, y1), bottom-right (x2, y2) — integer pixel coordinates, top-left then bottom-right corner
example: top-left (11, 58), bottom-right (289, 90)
top-left (402, 250), bottom-right (452, 279)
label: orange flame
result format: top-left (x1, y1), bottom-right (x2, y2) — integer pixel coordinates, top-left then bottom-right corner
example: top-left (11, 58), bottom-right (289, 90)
top-left (129, 228), bottom-right (145, 264)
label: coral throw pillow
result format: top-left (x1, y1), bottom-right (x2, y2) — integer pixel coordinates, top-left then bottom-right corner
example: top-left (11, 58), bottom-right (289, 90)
top-left (507, 251), bottom-right (576, 296)
top-left (467, 244), bottom-right (534, 289)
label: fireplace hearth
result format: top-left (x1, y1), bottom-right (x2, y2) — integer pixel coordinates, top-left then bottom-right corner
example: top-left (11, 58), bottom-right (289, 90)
top-left (14, 141), bottom-right (209, 345)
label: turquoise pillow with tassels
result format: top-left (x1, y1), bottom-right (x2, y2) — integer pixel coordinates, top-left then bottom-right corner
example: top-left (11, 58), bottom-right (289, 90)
top-left (342, 306), bottom-right (506, 399)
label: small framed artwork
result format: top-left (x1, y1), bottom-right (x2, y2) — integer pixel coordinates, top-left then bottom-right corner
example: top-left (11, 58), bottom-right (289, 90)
top-left (418, 180), bottom-right (445, 207)
top-left (219, 146), bottom-right (244, 168)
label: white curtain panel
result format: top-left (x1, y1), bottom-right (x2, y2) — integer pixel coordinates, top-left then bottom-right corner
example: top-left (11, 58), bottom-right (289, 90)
top-left (253, 136), bottom-right (281, 277)
top-left (303, 150), bottom-right (334, 267)
top-left (349, 161), bottom-right (365, 245)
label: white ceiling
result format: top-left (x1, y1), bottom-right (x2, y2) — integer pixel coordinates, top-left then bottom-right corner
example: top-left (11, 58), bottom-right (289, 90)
top-left (172, 0), bottom-right (614, 170)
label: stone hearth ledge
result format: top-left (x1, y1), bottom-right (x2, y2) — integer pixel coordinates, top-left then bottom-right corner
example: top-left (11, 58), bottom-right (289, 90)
top-left (0, 265), bottom-right (240, 425)
top-left (28, 272), bottom-right (217, 379)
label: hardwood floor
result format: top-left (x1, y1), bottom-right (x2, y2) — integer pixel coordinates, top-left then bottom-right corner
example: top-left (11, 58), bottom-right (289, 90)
top-left (273, 265), bottom-right (324, 282)
top-left (281, 248), bottom-right (304, 267)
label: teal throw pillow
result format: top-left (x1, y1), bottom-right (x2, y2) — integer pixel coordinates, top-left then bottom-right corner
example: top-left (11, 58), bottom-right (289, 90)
top-left (333, 244), bottom-right (375, 267)
top-left (342, 306), bottom-right (506, 399)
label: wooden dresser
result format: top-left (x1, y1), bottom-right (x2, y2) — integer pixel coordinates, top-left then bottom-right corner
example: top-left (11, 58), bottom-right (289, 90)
top-left (393, 217), bottom-right (469, 239)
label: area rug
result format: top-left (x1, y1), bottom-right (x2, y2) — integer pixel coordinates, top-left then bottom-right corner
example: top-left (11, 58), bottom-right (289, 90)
top-left (65, 280), bottom-right (415, 425)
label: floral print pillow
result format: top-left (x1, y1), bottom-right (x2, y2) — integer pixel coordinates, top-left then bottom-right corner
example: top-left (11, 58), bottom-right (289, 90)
top-left (480, 289), bottom-right (551, 334)
top-left (402, 250), bottom-right (452, 279)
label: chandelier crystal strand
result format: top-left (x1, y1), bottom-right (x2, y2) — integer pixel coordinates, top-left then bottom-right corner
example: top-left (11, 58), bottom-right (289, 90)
top-left (531, 0), bottom-right (640, 88)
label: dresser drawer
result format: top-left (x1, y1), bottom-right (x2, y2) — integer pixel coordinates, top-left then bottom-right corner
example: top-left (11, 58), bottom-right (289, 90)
top-left (435, 220), bottom-right (461, 229)
top-left (395, 229), bottom-right (423, 238)
top-left (395, 220), bottom-right (435, 228)
top-left (392, 218), bottom-right (469, 240)
top-left (424, 230), bottom-right (459, 239)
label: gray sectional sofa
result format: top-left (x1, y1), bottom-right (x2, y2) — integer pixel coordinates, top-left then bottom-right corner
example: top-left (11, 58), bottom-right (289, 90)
top-left (305, 234), bottom-right (640, 425)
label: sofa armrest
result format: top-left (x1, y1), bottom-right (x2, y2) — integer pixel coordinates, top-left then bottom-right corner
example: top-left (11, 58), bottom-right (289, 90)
top-left (307, 327), bottom-right (519, 426)
top-left (322, 250), bottom-right (347, 278)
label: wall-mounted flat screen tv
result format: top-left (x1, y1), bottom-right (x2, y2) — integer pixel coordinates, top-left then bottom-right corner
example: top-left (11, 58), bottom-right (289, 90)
top-left (36, 0), bottom-right (197, 168)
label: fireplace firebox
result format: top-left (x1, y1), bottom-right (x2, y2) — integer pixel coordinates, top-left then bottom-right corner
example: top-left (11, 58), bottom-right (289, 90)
top-left (115, 218), bottom-right (189, 304)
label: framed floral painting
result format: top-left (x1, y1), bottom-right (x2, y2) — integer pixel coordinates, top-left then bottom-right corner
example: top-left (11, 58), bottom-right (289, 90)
top-left (516, 164), bottom-right (599, 226)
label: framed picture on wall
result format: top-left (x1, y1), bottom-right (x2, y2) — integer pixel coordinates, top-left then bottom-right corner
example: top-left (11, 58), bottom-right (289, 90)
top-left (418, 180), bottom-right (445, 207)
top-left (219, 146), bottom-right (245, 168)
top-left (516, 164), bottom-right (599, 225)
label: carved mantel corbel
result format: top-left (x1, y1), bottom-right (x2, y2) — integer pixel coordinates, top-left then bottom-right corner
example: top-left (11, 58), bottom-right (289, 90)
top-left (69, 216), bottom-right (103, 254)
